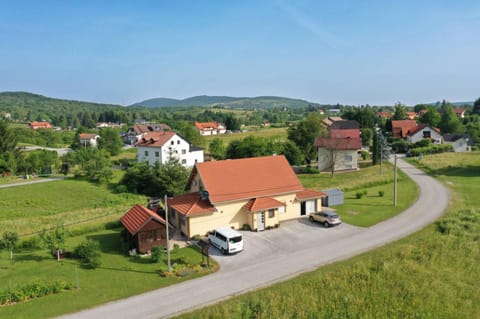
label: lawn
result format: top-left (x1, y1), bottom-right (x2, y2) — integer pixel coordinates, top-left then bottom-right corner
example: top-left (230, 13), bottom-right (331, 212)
top-left (299, 162), bottom-right (418, 226)
top-left (177, 152), bottom-right (480, 319)
top-left (0, 229), bottom-right (217, 319)
top-left (201, 127), bottom-right (288, 148)
top-left (0, 178), bottom-right (146, 236)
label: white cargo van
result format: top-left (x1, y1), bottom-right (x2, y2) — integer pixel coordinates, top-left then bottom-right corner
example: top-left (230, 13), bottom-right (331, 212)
top-left (208, 227), bottom-right (244, 255)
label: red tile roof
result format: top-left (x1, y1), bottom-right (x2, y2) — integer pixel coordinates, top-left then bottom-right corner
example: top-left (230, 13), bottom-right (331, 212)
top-left (29, 121), bottom-right (53, 129)
top-left (194, 121), bottom-right (222, 130)
top-left (407, 124), bottom-right (441, 136)
top-left (377, 111), bottom-right (392, 119)
top-left (79, 133), bottom-right (98, 139)
top-left (296, 189), bottom-right (327, 200)
top-left (167, 192), bottom-right (216, 216)
top-left (391, 120), bottom-right (417, 138)
top-left (192, 155), bottom-right (303, 204)
top-left (244, 197), bottom-right (285, 212)
top-left (314, 137), bottom-right (362, 150)
top-left (120, 204), bottom-right (166, 235)
top-left (135, 131), bottom-right (177, 148)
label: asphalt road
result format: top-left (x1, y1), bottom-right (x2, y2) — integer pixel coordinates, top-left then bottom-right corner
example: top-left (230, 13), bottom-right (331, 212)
top-left (57, 158), bottom-right (450, 319)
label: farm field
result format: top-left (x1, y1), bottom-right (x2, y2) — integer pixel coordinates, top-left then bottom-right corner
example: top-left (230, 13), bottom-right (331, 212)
top-left (177, 152), bottom-right (480, 319)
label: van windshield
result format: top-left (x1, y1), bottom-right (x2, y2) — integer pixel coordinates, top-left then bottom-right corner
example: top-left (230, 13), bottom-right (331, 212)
top-left (229, 236), bottom-right (242, 244)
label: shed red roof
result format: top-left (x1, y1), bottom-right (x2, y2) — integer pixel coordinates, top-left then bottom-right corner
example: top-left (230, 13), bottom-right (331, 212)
top-left (120, 204), bottom-right (166, 235)
top-left (296, 189), bottom-right (327, 200)
top-left (192, 155), bottom-right (303, 204)
top-left (135, 131), bottom-right (177, 148)
top-left (167, 192), bottom-right (216, 216)
top-left (244, 197), bottom-right (285, 212)
top-left (314, 137), bottom-right (362, 150)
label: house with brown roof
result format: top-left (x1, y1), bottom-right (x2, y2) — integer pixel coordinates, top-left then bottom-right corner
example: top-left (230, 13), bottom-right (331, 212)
top-left (136, 131), bottom-right (204, 167)
top-left (377, 111), bottom-right (392, 119)
top-left (406, 111), bottom-right (418, 120)
top-left (453, 108), bottom-right (466, 118)
top-left (194, 121), bottom-right (226, 135)
top-left (406, 124), bottom-right (442, 144)
top-left (120, 204), bottom-right (171, 254)
top-left (123, 123), bottom-right (171, 145)
top-left (166, 155), bottom-right (326, 238)
top-left (79, 133), bottom-right (100, 147)
top-left (391, 120), bottom-right (418, 139)
top-left (29, 121), bottom-right (53, 130)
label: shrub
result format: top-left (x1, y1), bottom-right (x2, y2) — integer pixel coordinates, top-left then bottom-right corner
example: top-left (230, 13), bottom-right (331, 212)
top-left (151, 246), bottom-right (162, 263)
top-left (0, 280), bottom-right (73, 305)
top-left (299, 166), bottom-right (319, 174)
top-left (74, 239), bottom-right (101, 269)
top-left (363, 190), bottom-right (368, 195)
top-left (176, 267), bottom-right (196, 277)
top-left (356, 192), bottom-right (363, 199)
top-left (242, 224), bottom-right (251, 231)
top-left (378, 190), bottom-right (385, 197)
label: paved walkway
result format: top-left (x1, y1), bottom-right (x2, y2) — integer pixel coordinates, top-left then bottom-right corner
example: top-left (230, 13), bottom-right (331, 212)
top-left (57, 158), bottom-right (450, 319)
top-left (0, 177), bottom-right (62, 189)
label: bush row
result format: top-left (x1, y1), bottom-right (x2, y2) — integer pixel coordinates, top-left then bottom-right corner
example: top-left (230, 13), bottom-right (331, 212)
top-left (0, 280), bottom-right (74, 305)
top-left (409, 144), bottom-right (453, 157)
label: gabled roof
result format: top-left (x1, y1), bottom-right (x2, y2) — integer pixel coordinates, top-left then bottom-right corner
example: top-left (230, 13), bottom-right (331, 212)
top-left (135, 131), bottom-right (177, 148)
top-left (79, 133), bottom-right (99, 139)
top-left (443, 133), bottom-right (473, 145)
top-left (194, 121), bottom-right (223, 130)
top-left (244, 197), bottom-right (285, 212)
top-left (314, 137), bottom-right (362, 150)
top-left (133, 124), bottom-right (171, 135)
top-left (329, 120), bottom-right (360, 130)
top-left (168, 192), bottom-right (216, 216)
top-left (29, 121), bottom-right (53, 129)
top-left (453, 108), bottom-right (466, 115)
top-left (192, 155), bottom-right (303, 204)
top-left (296, 189), bottom-right (328, 200)
top-left (407, 124), bottom-right (441, 136)
top-left (377, 111), bottom-right (392, 118)
top-left (120, 204), bottom-right (166, 235)
top-left (392, 120), bottom-right (417, 137)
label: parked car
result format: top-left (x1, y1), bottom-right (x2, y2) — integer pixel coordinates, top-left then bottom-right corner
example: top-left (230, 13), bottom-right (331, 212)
top-left (309, 211), bottom-right (342, 227)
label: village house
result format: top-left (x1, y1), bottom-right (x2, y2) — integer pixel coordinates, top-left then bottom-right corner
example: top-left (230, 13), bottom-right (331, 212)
top-left (136, 131), bottom-right (203, 167)
top-left (166, 155), bottom-right (326, 238)
top-left (406, 111), bottom-right (419, 120)
top-left (194, 121), bottom-right (226, 135)
top-left (123, 123), bottom-right (171, 145)
top-left (29, 121), bottom-right (53, 130)
top-left (443, 134), bottom-right (473, 152)
top-left (316, 120), bottom-right (362, 172)
top-left (120, 204), bottom-right (171, 254)
top-left (391, 120), bottom-right (418, 139)
top-left (453, 108), bottom-right (466, 118)
top-left (406, 124), bottom-right (443, 144)
top-left (79, 133), bottom-right (100, 147)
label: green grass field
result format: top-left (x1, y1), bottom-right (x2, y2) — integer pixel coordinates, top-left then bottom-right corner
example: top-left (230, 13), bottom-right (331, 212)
top-left (201, 127), bottom-right (288, 148)
top-left (299, 162), bottom-right (418, 226)
top-left (177, 152), bottom-right (480, 319)
top-left (0, 229), bottom-right (217, 319)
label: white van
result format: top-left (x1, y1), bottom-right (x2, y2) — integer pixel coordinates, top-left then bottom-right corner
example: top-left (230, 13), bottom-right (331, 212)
top-left (208, 227), bottom-right (244, 255)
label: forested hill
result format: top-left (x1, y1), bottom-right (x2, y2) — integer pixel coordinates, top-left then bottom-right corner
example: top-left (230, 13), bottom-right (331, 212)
top-left (0, 92), bottom-right (123, 113)
top-left (131, 95), bottom-right (320, 109)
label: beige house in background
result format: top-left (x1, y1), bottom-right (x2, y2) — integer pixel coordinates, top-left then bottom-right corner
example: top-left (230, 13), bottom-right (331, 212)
top-left (167, 155), bottom-right (326, 238)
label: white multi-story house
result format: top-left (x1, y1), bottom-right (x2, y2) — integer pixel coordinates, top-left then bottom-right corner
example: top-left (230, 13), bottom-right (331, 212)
top-left (136, 131), bottom-right (204, 167)
top-left (194, 122), bottom-right (226, 136)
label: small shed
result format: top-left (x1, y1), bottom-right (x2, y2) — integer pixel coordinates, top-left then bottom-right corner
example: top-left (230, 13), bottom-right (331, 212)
top-left (120, 204), bottom-right (171, 254)
top-left (322, 189), bottom-right (344, 207)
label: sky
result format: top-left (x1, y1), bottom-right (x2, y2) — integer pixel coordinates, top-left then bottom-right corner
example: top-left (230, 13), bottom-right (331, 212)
top-left (1, 0), bottom-right (479, 106)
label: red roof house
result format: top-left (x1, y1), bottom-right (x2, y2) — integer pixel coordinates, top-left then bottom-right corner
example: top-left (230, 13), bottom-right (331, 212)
top-left (120, 204), bottom-right (171, 254)
top-left (391, 120), bottom-right (418, 139)
top-left (167, 155), bottom-right (326, 237)
top-left (29, 121), bottom-right (53, 130)
top-left (194, 122), bottom-right (226, 135)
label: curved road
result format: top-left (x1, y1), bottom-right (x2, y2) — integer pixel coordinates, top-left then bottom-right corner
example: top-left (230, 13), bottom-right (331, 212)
top-left (57, 158), bottom-right (450, 319)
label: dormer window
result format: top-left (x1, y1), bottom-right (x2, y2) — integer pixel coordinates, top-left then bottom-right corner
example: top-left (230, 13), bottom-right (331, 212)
top-left (171, 141), bottom-right (174, 145)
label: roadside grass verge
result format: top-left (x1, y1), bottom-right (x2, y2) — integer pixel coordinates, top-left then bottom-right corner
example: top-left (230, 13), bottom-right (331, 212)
top-left (0, 178), bottom-right (146, 235)
top-left (176, 152), bottom-right (480, 319)
top-left (299, 162), bottom-right (418, 226)
top-left (0, 229), bottom-right (217, 319)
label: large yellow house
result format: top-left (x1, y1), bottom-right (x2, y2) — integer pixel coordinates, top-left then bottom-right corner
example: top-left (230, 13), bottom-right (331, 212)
top-left (167, 155), bottom-right (326, 238)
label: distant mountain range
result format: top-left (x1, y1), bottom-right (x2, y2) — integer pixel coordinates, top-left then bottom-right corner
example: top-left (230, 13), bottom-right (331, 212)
top-left (129, 95), bottom-right (320, 109)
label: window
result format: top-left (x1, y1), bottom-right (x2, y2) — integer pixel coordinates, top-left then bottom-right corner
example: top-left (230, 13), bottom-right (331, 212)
top-left (144, 150), bottom-right (149, 156)
top-left (344, 154), bottom-right (353, 161)
top-left (278, 206), bottom-right (285, 214)
top-left (423, 131), bottom-right (431, 138)
top-left (182, 149), bottom-right (186, 154)
top-left (177, 140), bottom-right (180, 144)
top-left (155, 151), bottom-right (159, 157)
top-left (268, 209), bottom-right (275, 218)
top-left (180, 215), bottom-right (186, 226)
top-left (181, 159), bottom-right (187, 164)
top-left (170, 141), bottom-right (174, 145)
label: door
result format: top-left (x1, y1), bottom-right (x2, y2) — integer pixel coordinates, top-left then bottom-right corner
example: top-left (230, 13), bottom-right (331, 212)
top-left (257, 212), bottom-right (265, 231)
top-left (305, 200), bottom-right (316, 214)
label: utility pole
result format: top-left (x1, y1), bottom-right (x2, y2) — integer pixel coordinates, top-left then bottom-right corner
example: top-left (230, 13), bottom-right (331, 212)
top-left (379, 133), bottom-right (383, 175)
top-left (393, 153), bottom-right (397, 207)
top-left (164, 195), bottom-right (172, 272)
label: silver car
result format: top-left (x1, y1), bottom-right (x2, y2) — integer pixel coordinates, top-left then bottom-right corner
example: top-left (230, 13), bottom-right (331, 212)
top-left (309, 211), bottom-right (342, 227)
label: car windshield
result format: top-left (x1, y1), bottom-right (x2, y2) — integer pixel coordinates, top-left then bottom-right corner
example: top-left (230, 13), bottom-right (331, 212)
top-left (229, 236), bottom-right (242, 243)
top-left (327, 213), bottom-right (339, 218)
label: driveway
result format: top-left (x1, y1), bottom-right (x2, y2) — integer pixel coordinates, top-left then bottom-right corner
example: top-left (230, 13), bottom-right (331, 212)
top-left (57, 158), bottom-right (450, 319)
